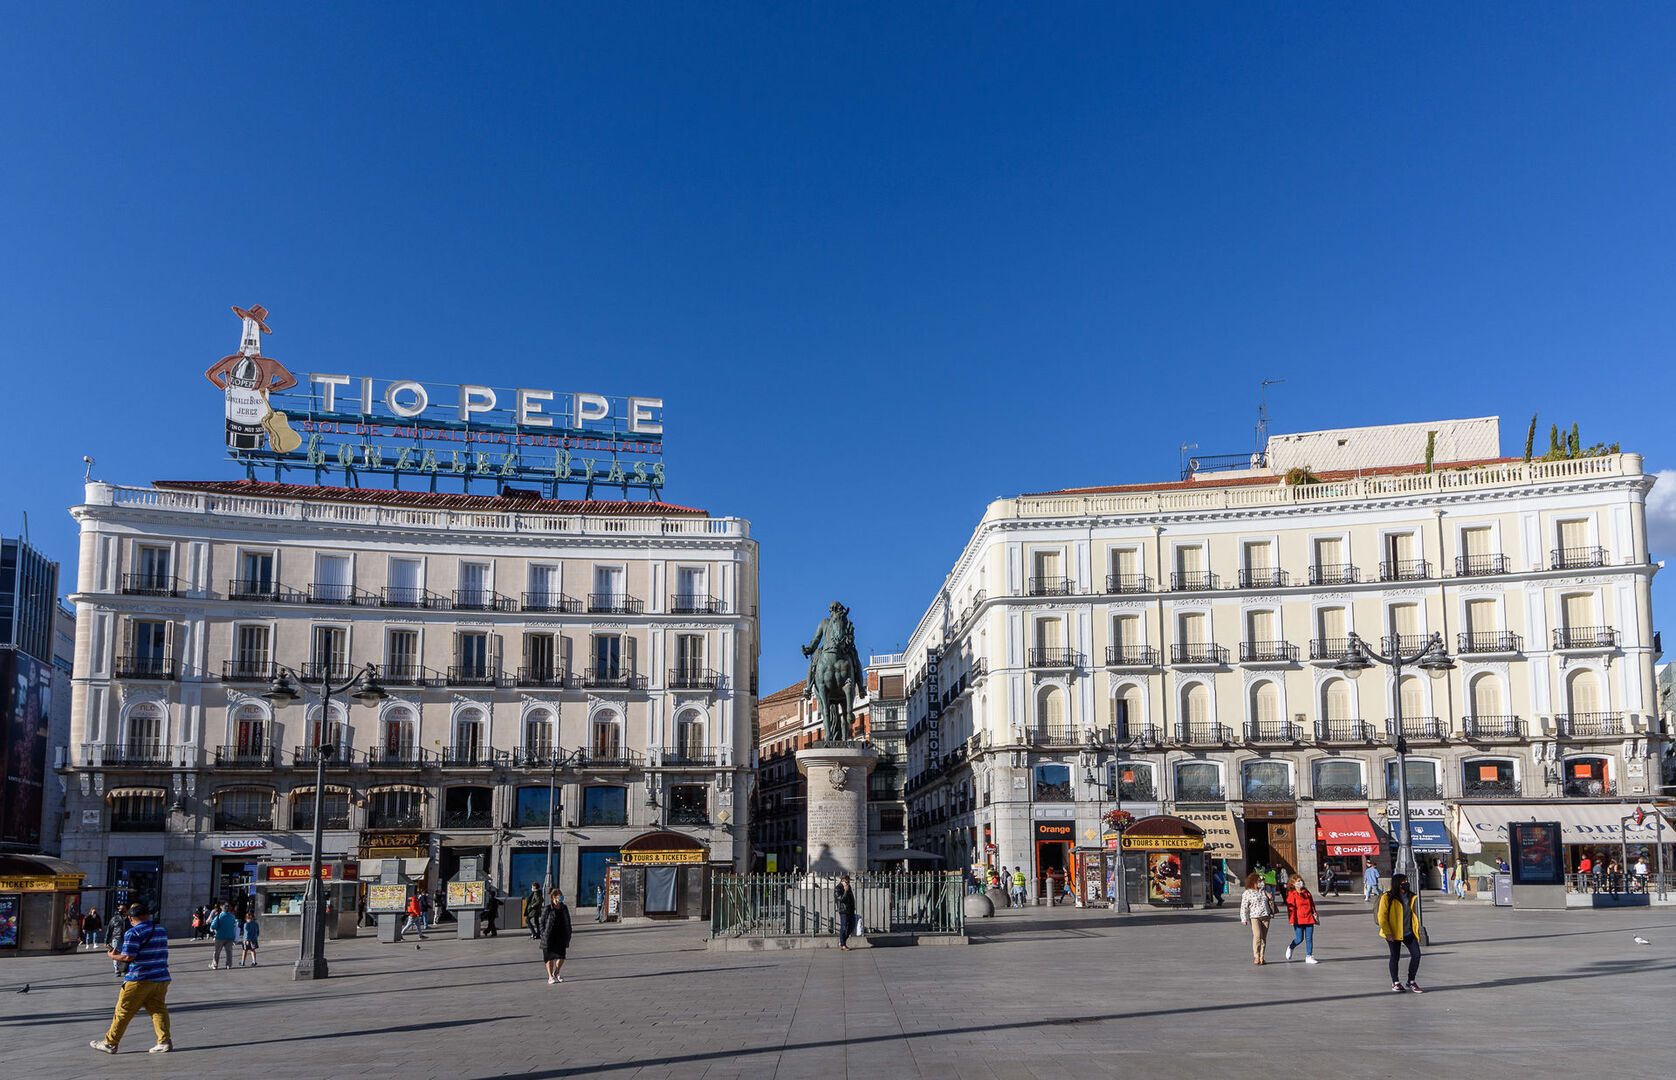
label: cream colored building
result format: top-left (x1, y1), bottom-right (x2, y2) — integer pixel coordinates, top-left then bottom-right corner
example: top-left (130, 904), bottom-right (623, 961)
top-left (60, 479), bottom-right (757, 926)
top-left (901, 420), bottom-right (1666, 899)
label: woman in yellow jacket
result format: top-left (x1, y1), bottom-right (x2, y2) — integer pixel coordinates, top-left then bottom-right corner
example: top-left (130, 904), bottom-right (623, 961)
top-left (1376, 873), bottom-right (1424, 993)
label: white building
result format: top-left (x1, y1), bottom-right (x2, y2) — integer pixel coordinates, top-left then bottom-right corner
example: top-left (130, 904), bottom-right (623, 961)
top-left (900, 420), bottom-right (1666, 900)
top-left (60, 479), bottom-right (757, 926)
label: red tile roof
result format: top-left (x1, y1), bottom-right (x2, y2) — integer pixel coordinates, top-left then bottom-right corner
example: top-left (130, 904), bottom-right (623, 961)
top-left (758, 681), bottom-right (807, 706)
top-left (153, 479), bottom-right (707, 516)
top-left (1023, 457), bottom-right (1521, 498)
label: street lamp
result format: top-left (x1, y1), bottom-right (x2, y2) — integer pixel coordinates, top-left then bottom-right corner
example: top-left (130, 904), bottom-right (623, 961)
top-left (1091, 733), bottom-right (1140, 914)
top-left (544, 746), bottom-right (586, 894)
top-left (266, 662), bottom-right (387, 980)
top-left (1336, 630), bottom-right (1453, 929)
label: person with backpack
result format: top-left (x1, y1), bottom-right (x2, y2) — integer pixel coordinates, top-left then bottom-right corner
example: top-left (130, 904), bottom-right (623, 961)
top-left (1283, 879), bottom-right (1320, 963)
top-left (1377, 872), bottom-right (1424, 993)
top-left (1239, 872), bottom-right (1274, 965)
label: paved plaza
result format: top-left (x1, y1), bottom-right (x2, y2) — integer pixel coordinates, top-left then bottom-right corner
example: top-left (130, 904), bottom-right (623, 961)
top-left (3, 898), bottom-right (1673, 1079)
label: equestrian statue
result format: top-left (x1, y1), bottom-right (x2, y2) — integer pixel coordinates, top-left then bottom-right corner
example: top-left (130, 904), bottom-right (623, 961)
top-left (803, 601), bottom-right (866, 742)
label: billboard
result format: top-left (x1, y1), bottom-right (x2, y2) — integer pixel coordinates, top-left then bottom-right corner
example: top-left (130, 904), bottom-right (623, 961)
top-left (0, 650), bottom-right (50, 847)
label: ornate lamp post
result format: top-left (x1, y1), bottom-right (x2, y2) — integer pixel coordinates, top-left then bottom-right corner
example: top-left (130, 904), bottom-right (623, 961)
top-left (544, 746), bottom-right (585, 893)
top-left (1336, 630), bottom-right (1453, 934)
top-left (265, 663), bottom-right (387, 980)
top-left (1092, 735), bottom-right (1140, 913)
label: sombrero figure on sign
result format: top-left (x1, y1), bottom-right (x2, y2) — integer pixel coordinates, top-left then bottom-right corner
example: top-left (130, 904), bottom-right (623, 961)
top-left (203, 305), bottom-right (301, 452)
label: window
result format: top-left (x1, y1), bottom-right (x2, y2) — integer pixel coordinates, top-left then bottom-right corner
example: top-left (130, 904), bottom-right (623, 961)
top-left (1313, 536), bottom-right (1343, 570)
top-left (385, 629), bottom-right (420, 681)
top-left (292, 790), bottom-right (349, 830)
top-left (1033, 764), bottom-right (1071, 802)
top-left (1110, 547), bottom-right (1140, 587)
top-left (1565, 668), bottom-right (1603, 715)
top-left (1397, 675), bottom-right (1424, 719)
top-left (1182, 683), bottom-right (1211, 727)
top-left (1246, 609), bottom-right (1277, 645)
top-left (674, 567), bottom-right (708, 610)
top-left (1174, 761), bottom-right (1221, 801)
top-left (457, 561), bottom-right (489, 607)
top-left (231, 704), bottom-right (267, 760)
top-left (456, 631), bottom-right (491, 677)
top-left (387, 558), bottom-right (423, 605)
top-left (135, 545), bottom-right (171, 589)
top-left (523, 707), bottom-right (554, 759)
top-left (1386, 759), bottom-right (1440, 799)
top-left (1312, 759), bottom-right (1365, 800)
top-left (1461, 758), bottom-right (1516, 797)
top-left (1035, 685), bottom-right (1065, 736)
top-left (110, 793), bottom-right (167, 832)
top-left (379, 705), bottom-right (416, 761)
top-left (1112, 761), bottom-right (1155, 800)
top-left (1465, 598), bottom-right (1497, 636)
top-left (668, 784), bottom-right (709, 825)
top-left (1316, 606), bottom-right (1347, 653)
top-left (674, 633), bottom-right (705, 680)
top-left (1561, 593), bottom-right (1596, 632)
top-left (214, 789), bottom-right (274, 831)
top-left (1468, 673), bottom-right (1504, 718)
top-left (582, 785), bottom-right (628, 826)
top-left (1242, 761), bottom-right (1292, 802)
top-left (1558, 518), bottom-right (1590, 552)
top-left (514, 786), bottom-right (553, 828)
top-left (443, 786), bottom-right (492, 827)
top-left (527, 564), bottom-right (559, 608)
top-left (674, 712), bottom-right (706, 759)
top-left (310, 626), bottom-right (347, 679)
top-left (237, 551), bottom-right (274, 594)
top-left (1562, 757), bottom-right (1610, 797)
top-left (1242, 540), bottom-right (1273, 573)
top-left (234, 624), bottom-right (270, 673)
top-left (1250, 681), bottom-right (1281, 727)
top-left (593, 565), bottom-right (624, 606)
top-left (1113, 614), bottom-right (1142, 651)
top-left (1114, 684), bottom-right (1145, 739)
top-left (314, 553), bottom-right (352, 602)
top-left (591, 709), bottom-right (623, 759)
top-left (122, 619), bottom-right (171, 678)
top-left (1461, 526), bottom-right (1492, 558)
top-left (367, 789), bottom-right (423, 828)
top-left (307, 702), bottom-right (347, 754)
top-left (592, 634), bottom-right (623, 681)
top-left (123, 703), bottom-right (165, 758)
top-left (522, 632), bottom-right (560, 683)
top-left (1178, 611), bottom-right (1207, 645)
top-left (1030, 550), bottom-right (1066, 594)
top-left (453, 706), bottom-right (486, 764)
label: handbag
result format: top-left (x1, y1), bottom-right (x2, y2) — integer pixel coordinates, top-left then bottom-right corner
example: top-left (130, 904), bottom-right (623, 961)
top-left (114, 926), bottom-right (155, 976)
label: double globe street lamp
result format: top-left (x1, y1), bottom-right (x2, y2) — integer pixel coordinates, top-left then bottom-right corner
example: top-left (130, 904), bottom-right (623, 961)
top-left (1334, 630), bottom-right (1454, 937)
top-left (265, 662), bottom-right (388, 980)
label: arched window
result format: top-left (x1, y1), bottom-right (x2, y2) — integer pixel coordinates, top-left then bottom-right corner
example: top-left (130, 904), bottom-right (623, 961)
top-left (123, 702), bottom-right (165, 757)
top-left (1397, 675), bottom-right (1425, 720)
top-left (1468, 673), bottom-right (1504, 721)
top-left (523, 707), bottom-right (554, 760)
top-left (674, 710), bottom-right (706, 761)
top-left (591, 708), bottom-right (622, 761)
top-left (1242, 760), bottom-right (1292, 802)
top-left (1312, 759), bottom-right (1366, 801)
top-left (453, 706), bottom-right (486, 765)
top-left (229, 703), bottom-right (267, 761)
top-left (1035, 686), bottom-right (1065, 737)
top-left (1561, 755), bottom-right (1610, 797)
top-left (1114, 684), bottom-right (1145, 740)
top-left (1566, 668), bottom-right (1603, 716)
top-left (379, 704), bottom-right (417, 763)
top-left (1322, 678), bottom-right (1354, 727)
top-left (1249, 681), bottom-right (1281, 729)
top-left (307, 701), bottom-right (347, 750)
top-left (1181, 683), bottom-right (1211, 732)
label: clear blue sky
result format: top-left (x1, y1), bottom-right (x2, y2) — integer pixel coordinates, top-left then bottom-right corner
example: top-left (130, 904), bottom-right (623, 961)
top-left (3, 4), bottom-right (1673, 691)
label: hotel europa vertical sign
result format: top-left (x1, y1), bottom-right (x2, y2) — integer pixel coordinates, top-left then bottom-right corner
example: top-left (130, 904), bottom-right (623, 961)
top-left (924, 648), bottom-right (942, 761)
top-left (204, 305), bottom-right (665, 497)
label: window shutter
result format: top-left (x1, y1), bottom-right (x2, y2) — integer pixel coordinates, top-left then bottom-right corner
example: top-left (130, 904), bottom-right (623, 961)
top-left (1319, 607), bottom-right (1346, 640)
top-left (625, 635), bottom-right (637, 677)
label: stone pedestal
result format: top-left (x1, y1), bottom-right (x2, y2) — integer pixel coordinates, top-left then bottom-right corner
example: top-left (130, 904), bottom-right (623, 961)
top-left (796, 746), bottom-right (879, 876)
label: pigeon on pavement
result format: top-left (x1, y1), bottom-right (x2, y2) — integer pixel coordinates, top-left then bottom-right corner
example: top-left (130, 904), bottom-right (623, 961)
top-left (1633, 936), bottom-right (1651, 945)
top-left (15, 983), bottom-right (28, 994)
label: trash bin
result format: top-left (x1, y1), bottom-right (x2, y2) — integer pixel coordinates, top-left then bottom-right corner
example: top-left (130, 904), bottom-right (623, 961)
top-left (1492, 873), bottom-right (1512, 907)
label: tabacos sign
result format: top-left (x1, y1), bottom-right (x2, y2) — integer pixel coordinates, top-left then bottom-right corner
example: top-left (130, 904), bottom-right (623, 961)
top-left (205, 305), bottom-right (666, 496)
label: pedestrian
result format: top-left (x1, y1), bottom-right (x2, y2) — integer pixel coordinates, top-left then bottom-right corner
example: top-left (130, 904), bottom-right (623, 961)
top-left (82, 906), bottom-right (104, 949)
top-left (1606, 859), bottom-right (1623, 894)
top-left (835, 874), bottom-right (858, 951)
top-left (90, 900), bottom-right (173, 1054)
top-left (1453, 857), bottom-right (1469, 898)
top-left (1496, 857), bottom-right (1509, 873)
top-left (539, 887), bottom-right (572, 984)
top-left (1284, 879), bottom-right (1319, 964)
top-left (358, 894), bottom-right (369, 927)
top-left (418, 888), bottom-right (433, 929)
top-left (1209, 864), bottom-right (1226, 907)
top-left (1239, 872), bottom-right (1274, 965)
top-left (593, 883), bottom-right (605, 922)
top-left (401, 893), bottom-right (426, 939)
top-left (239, 911), bottom-right (260, 967)
top-left (107, 904), bottom-right (129, 974)
top-left (206, 903), bottom-right (239, 970)
top-left (1363, 864), bottom-right (1382, 902)
top-left (483, 888), bottom-right (500, 936)
top-left (190, 907), bottom-right (204, 941)
top-left (1377, 872), bottom-right (1424, 993)
top-left (1011, 867), bottom-right (1028, 908)
top-left (524, 882), bottom-right (544, 939)
top-left (1577, 853), bottom-right (1593, 890)
top-left (1633, 855), bottom-right (1649, 893)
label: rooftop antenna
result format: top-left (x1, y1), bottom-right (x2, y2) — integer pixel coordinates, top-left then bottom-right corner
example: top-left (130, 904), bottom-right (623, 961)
top-left (1256, 379), bottom-right (1285, 459)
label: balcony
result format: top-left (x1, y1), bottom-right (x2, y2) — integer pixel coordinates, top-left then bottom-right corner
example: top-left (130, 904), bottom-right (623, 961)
top-left (1170, 571), bottom-right (1220, 592)
top-left (1461, 715), bottom-right (1526, 740)
top-left (446, 665), bottom-right (502, 688)
top-left (671, 593), bottom-right (726, 615)
top-left (293, 745), bottom-right (353, 767)
top-left (579, 669), bottom-right (645, 691)
top-left (213, 744), bottom-right (276, 768)
top-left (667, 667), bottom-right (721, 691)
top-left (377, 663), bottom-right (440, 688)
top-left (300, 661), bottom-right (356, 684)
top-left (113, 655), bottom-right (176, 681)
top-left (1309, 564), bottom-right (1360, 586)
top-left (367, 746), bottom-right (429, 768)
top-left (440, 810), bottom-right (494, 829)
top-left (227, 578), bottom-right (302, 602)
top-left (221, 659), bottom-right (277, 683)
top-left (1105, 644), bottom-right (1160, 668)
top-left (452, 589), bottom-right (516, 612)
top-left (587, 593), bottom-right (644, 615)
top-left (1385, 717), bottom-right (1446, 742)
top-left (1028, 576), bottom-right (1075, 597)
top-left (1457, 631), bottom-right (1523, 655)
top-left (1105, 573), bottom-right (1152, 594)
top-left (1243, 721), bottom-right (1302, 744)
top-left (367, 811), bottom-right (425, 829)
top-left (121, 573), bottom-right (179, 597)
top-left (1553, 626), bottom-right (1619, 651)
top-left (1242, 783), bottom-right (1296, 804)
top-left (1315, 720), bottom-right (1378, 743)
top-left (521, 592), bottom-right (582, 614)
top-left (440, 747), bottom-right (497, 768)
top-left (516, 666), bottom-right (571, 689)
top-left (1170, 643), bottom-right (1228, 666)
top-left (1312, 783), bottom-right (1369, 802)
top-left (1027, 725), bottom-right (1087, 747)
top-left (1309, 638), bottom-right (1354, 662)
top-left (1563, 778), bottom-right (1616, 798)
top-left (104, 743), bottom-right (172, 768)
top-left (1381, 634), bottom-right (1431, 656)
top-left (1455, 554), bottom-right (1511, 577)
top-left (1551, 546), bottom-right (1608, 571)
top-left (1237, 568), bottom-right (1289, 589)
top-left (1174, 723), bottom-right (1233, 746)
top-left (381, 586), bottom-right (449, 609)
top-left (1558, 712), bottom-right (1624, 738)
top-left (1027, 648), bottom-right (1082, 669)
top-left (1379, 559), bottom-right (1431, 582)
top-left (1114, 723), bottom-right (1165, 747)
top-left (1459, 778), bottom-right (1518, 799)
top-left (659, 746), bottom-right (719, 766)
top-left (1175, 784), bottom-right (1225, 803)
top-left (307, 582), bottom-right (373, 606)
top-left (511, 747), bottom-right (559, 768)
top-left (1239, 640), bottom-right (1298, 664)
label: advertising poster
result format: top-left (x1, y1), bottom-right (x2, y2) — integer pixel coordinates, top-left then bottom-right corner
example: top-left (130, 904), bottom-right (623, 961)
top-left (367, 884), bottom-right (409, 913)
top-left (1509, 822), bottom-right (1563, 886)
top-left (446, 880), bottom-right (485, 909)
top-left (1147, 853), bottom-right (1183, 904)
top-left (1, 651), bottom-right (50, 847)
top-left (606, 866), bottom-right (622, 918)
top-left (0, 896), bottom-right (19, 948)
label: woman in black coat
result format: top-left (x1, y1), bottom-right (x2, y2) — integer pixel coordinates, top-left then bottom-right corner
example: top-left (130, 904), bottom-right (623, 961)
top-left (540, 888), bottom-right (572, 984)
top-left (836, 875), bottom-right (858, 951)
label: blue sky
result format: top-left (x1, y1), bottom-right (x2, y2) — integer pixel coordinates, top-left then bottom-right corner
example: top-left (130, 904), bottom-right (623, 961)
top-left (2, 4), bottom-right (1673, 691)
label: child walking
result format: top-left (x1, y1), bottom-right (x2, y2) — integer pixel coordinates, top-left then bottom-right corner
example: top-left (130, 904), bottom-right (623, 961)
top-left (239, 911), bottom-right (260, 967)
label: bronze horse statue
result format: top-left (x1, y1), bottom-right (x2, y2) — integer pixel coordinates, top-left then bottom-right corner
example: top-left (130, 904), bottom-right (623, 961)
top-left (803, 601), bottom-right (865, 742)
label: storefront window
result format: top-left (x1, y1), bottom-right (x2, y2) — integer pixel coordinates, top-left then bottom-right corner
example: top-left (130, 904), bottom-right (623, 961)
top-left (514, 786), bottom-right (552, 828)
top-left (1460, 759), bottom-right (1517, 798)
top-left (1033, 765), bottom-right (1072, 802)
top-left (1242, 761), bottom-right (1293, 802)
top-left (1174, 762), bottom-right (1222, 802)
top-left (668, 785), bottom-right (709, 825)
top-left (107, 857), bottom-right (162, 913)
top-left (1312, 759), bottom-right (1367, 801)
top-left (1111, 761), bottom-right (1155, 801)
top-left (442, 786), bottom-right (493, 828)
top-left (1385, 759), bottom-right (1441, 800)
top-left (582, 786), bottom-right (628, 826)
top-left (1561, 757), bottom-right (1610, 797)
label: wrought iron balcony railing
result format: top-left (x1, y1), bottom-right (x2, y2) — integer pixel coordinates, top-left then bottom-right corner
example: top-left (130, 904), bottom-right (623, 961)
top-left (1315, 720), bottom-right (1376, 742)
top-left (1381, 634), bottom-right (1431, 656)
top-left (587, 593), bottom-right (644, 615)
top-left (121, 573), bottom-right (179, 597)
top-left (1116, 779), bottom-right (1158, 801)
top-left (1238, 568), bottom-right (1289, 589)
top-left (376, 663), bottom-right (440, 687)
top-left (294, 744), bottom-right (354, 767)
top-left (367, 811), bottom-right (425, 829)
top-left (1170, 643), bottom-right (1228, 665)
top-left (1243, 722), bottom-right (1302, 744)
top-left (1457, 631), bottom-right (1522, 654)
top-left (1461, 715), bottom-right (1526, 739)
top-left (1551, 546), bottom-right (1608, 571)
top-left (300, 661), bottom-right (357, 684)
top-left (307, 582), bottom-right (374, 605)
top-left (1389, 782), bottom-right (1443, 800)
top-left (227, 578), bottom-right (303, 602)
top-left (1239, 641), bottom-right (1298, 663)
top-left (221, 659), bottom-right (277, 682)
top-left (440, 747), bottom-right (498, 768)
top-left (1309, 563), bottom-right (1360, 586)
top-left (1563, 778), bottom-right (1616, 798)
top-left (452, 589), bottom-right (517, 612)
top-left (1379, 559), bottom-right (1431, 582)
top-left (1105, 644), bottom-right (1160, 667)
top-left (1105, 573), bottom-right (1152, 594)
top-left (114, 655), bottom-right (176, 680)
top-left (381, 586), bottom-right (449, 609)
top-left (1242, 783), bottom-right (1296, 804)
top-left (1311, 783), bottom-right (1368, 801)
top-left (671, 593), bottom-right (725, 615)
top-left (440, 810), bottom-right (494, 829)
top-left (1386, 717), bottom-right (1446, 741)
top-left (668, 667), bottom-right (721, 690)
top-left (1114, 723), bottom-right (1164, 747)
top-left (1027, 648), bottom-right (1082, 669)
top-left (1459, 778), bottom-right (1518, 799)
top-left (1310, 638), bottom-right (1355, 661)
top-left (516, 666), bottom-right (571, 689)
top-left (1027, 725), bottom-right (1086, 747)
top-left (1553, 626), bottom-right (1619, 650)
top-left (1027, 576), bottom-right (1075, 597)
top-left (578, 669), bottom-right (645, 691)
top-left (668, 807), bottom-right (710, 826)
top-left (213, 812), bottom-right (275, 832)
top-left (366, 746), bottom-right (429, 767)
top-left (521, 592), bottom-right (583, 614)
top-left (213, 744), bottom-right (276, 767)
top-left (103, 743), bottom-right (172, 768)
top-left (1174, 784), bottom-right (1225, 803)
top-left (659, 746), bottom-right (719, 766)
top-left (1455, 554), bottom-right (1510, 577)
top-left (446, 665), bottom-right (502, 687)
top-left (1174, 723), bottom-right (1232, 745)
top-left (1558, 712), bottom-right (1624, 737)
top-left (1170, 570), bottom-right (1220, 592)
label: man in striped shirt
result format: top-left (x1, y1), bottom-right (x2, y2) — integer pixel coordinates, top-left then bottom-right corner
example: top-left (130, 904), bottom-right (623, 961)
top-left (91, 900), bottom-right (173, 1054)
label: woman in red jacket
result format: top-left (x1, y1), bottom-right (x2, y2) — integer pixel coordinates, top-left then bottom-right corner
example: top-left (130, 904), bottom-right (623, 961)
top-left (1284, 879), bottom-right (1319, 963)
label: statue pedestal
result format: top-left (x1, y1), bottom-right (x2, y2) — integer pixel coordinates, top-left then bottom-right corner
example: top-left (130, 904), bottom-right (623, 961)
top-left (796, 746), bottom-right (879, 876)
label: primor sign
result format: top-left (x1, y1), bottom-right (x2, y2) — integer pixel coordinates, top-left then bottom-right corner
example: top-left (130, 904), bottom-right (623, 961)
top-left (206, 305), bottom-right (666, 496)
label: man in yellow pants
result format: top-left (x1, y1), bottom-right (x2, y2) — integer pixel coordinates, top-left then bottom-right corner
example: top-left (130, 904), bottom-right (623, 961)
top-left (91, 899), bottom-right (173, 1054)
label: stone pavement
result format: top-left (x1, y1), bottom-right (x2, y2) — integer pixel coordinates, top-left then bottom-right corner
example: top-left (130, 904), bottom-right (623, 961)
top-left (3, 897), bottom-right (1674, 1080)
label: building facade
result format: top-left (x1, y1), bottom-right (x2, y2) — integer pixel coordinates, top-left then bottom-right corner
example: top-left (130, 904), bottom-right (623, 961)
top-left (59, 479), bottom-right (757, 926)
top-left (0, 536), bottom-right (64, 852)
top-left (900, 422), bottom-right (1666, 899)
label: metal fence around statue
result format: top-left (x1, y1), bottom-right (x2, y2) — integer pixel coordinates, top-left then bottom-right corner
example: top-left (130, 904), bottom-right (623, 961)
top-left (710, 872), bottom-right (964, 939)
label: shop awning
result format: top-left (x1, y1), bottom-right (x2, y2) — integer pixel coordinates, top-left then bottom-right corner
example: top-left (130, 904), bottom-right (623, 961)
top-left (357, 857), bottom-right (432, 880)
top-left (366, 784), bottom-right (429, 796)
top-left (1456, 803), bottom-right (1672, 852)
top-left (1405, 820), bottom-right (1454, 853)
top-left (1316, 812), bottom-right (1381, 856)
top-left (106, 787), bottom-right (168, 800)
top-left (290, 784), bottom-right (354, 797)
top-left (1172, 808), bottom-right (1244, 859)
